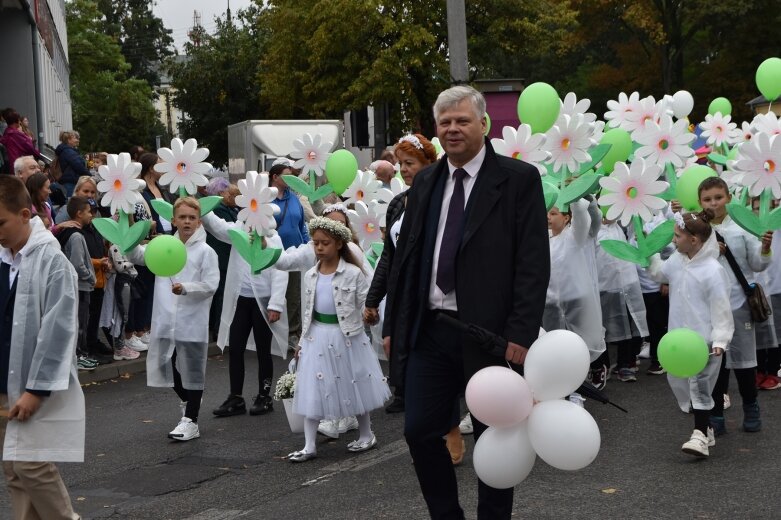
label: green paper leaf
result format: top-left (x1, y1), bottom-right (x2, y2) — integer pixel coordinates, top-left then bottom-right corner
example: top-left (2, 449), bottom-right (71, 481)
top-left (150, 199), bottom-right (174, 222)
top-left (600, 239), bottom-right (648, 267)
top-left (282, 174), bottom-right (314, 199)
top-left (542, 182), bottom-right (559, 212)
top-left (92, 218), bottom-right (121, 245)
top-left (370, 242), bottom-right (384, 257)
top-left (727, 202), bottom-right (764, 238)
top-left (639, 220), bottom-right (674, 258)
top-left (707, 153), bottom-right (728, 166)
top-left (559, 172), bottom-right (599, 206)
top-left (578, 143), bottom-right (612, 175)
top-left (198, 195), bottom-right (223, 216)
top-left (763, 206), bottom-right (781, 231)
top-left (227, 229), bottom-right (281, 273)
top-left (119, 221), bottom-right (151, 254)
top-left (310, 183), bottom-right (335, 202)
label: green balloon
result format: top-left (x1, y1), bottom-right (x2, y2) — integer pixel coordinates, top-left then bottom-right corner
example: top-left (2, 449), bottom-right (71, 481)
top-left (431, 137), bottom-right (444, 155)
top-left (677, 164), bottom-right (717, 211)
top-left (658, 328), bottom-right (709, 378)
top-left (756, 57), bottom-right (781, 101)
top-left (708, 97), bottom-right (732, 116)
top-left (599, 129), bottom-right (632, 173)
top-left (144, 235), bottom-right (187, 277)
top-left (325, 149), bottom-right (358, 195)
top-left (484, 113), bottom-right (491, 136)
top-left (517, 82), bottom-right (560, 134)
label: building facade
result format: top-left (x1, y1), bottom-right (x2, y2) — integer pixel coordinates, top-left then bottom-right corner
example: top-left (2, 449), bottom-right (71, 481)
top-left (0, 0), bottom-right (72, 156)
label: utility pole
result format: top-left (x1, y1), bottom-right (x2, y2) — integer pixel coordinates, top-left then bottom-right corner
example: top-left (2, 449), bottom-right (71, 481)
top-left (446, 0), bottom-right (468, 85)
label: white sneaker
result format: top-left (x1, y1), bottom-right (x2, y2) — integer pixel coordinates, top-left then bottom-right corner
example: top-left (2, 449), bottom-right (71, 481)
top-left (638, 341), bottom-right (651, 359)
top-left (168, 417), bottom-right (200, 441)
top-left (338, 416), bottom-right (359, 433)
top-left (113, 345), bottom-right (141, 361)
top-left (681, 429), bottom-right (709, 457)
top-left (568, 393), bottom-right (585, 408)
top-left (127, 336), bottom-right (148, 352)
top-left (706, 427), bottom-right (715, 447)
top-left (139, 332), bottom-right (151, 344)
top-left (459, 413), bottom-right (473, 435)
top-left (317, 419), bottom-right (339, 439)
top-left (724, 394), bottom-right (731, 410)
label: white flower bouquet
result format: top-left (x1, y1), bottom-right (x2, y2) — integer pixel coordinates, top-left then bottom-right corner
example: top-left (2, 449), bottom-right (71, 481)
top-left (274, 371), bottom-right (296, 401)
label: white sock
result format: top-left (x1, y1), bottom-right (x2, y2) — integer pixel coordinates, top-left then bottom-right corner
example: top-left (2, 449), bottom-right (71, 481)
top-left (304, 418), bottom-right (319, 453)
top-left (357, 413), bottom-right (372, 442)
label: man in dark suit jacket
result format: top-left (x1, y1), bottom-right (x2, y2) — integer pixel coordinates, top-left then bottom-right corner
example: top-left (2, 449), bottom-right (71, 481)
top-left (384, 86), bottom-right (550, 519)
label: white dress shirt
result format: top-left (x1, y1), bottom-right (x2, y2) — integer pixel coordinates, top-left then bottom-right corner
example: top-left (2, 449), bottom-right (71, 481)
top-left (0, 242), bottom-right (30, 286)
top-left (428, 145), bottom-right (486, 310)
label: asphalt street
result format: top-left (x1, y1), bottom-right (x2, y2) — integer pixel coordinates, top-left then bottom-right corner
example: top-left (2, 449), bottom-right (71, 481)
top-left (1, 349), bottom-right (781, 519)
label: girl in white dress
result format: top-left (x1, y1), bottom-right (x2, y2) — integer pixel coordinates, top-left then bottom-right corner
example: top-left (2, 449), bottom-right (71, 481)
top-left (286, 217), bottom-right (390, 462)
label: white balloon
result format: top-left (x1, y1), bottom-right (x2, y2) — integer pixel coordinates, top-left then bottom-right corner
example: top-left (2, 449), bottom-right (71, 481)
top-left (523, 330), bottom-right (590, 401)
top-left (528, 400), bottom-right (601, 471)
top-left (672, 90), bottom-right (694, 119)
top-left (473, 424), bottom-right (536, 489)
top-left (465, 367), bottom-right (534, 428)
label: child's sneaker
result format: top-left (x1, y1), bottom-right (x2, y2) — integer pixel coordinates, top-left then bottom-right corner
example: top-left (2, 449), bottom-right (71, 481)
top-left (759, 374), bottom-right (781, 390)
top-left (707, 427), bottom-right (715, 447)
top-left (338, 416), bottom-right (359, 433)
top-left (113, 345), bottom-right (140, 361)
top-left (710, 416), bottom-right (727, 437)
top-left (138, 332), bottom-right (151, 344)
top-left (127, 336), bottom-right (148, 352)
top-left (743, 401), bottom-right (762, 432)
top-left (77, 355), bottom-right (97, 371)
top-left (637, 341), bottom-right (651, 359)
top-left (647, 361), bottom-right (666, 375)
top-left (681, 429), bottom-right (709, 457)
top-left (618, 367), bottom-right (637, 382)
top-left (589, 364), bottom-right (608, 390)
top-left (459, 413), bottom-right (473, 435)
top-left (168, 417), bottom-right (200, 441)
top-left (317, 419), bottom-right (339, 439)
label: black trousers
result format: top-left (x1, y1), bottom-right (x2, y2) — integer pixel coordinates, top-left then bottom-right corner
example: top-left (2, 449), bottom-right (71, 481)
top-left (172, 350), bottom-right (203, 421)
top-left (228, 296), bottom-right (274, 397)
top-left (77, 291), bottom-right (91, 353)
top-left (404, 312), bottom-right (513, 520)
top-left (642, 291), bottom-right (668, 363)
top-left (86, 287), bottom-right (104, 348)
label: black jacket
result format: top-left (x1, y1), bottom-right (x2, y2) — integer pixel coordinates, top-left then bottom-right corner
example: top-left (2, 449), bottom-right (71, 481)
top-left (366, 190), bottom-right (407, 310)
top-left (384, 139), bottom-right (550, 385)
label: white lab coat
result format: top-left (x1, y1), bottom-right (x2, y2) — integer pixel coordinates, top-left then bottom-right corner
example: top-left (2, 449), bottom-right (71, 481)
top-left (713, 215), bottom-right (771, 310)
top-left (648, 233), bottom-right (735, 411)
top-left (3, 217), bottom-right (85, 462)
top-left (596, 222), bottom-right (649, 341)
top-left (544, 199), bottom-right (606, 361)
top-left (200, 213), bottom-right (289, 359)
top-left (127, 226), bottom-right (219, 389)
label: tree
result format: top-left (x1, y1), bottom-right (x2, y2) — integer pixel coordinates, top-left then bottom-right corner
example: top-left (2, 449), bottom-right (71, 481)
top-left (96, 0), bottom-right (174, 86)
top-left (67, 0), bottom-right (161, 153)
top-left (169, 6), bottom-right (269, 167)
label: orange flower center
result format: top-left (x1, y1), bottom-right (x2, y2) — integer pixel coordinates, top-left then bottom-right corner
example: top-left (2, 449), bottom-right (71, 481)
top-left (561, 138), bottom-right (571, 150)
top-left (113, 179), bottom-right (123, 191)
top-left (365, 222), bottom-right (375, 233)
top-left (251, 199), bottom-right (258, 211)
top-left (357, 190), bottom-right (364, 199)
top-left (177, 162), bottom-right (188, 174)
top-left (658, 139), bottom-right (669, 150)
top-left (766, 160), bottom-right (776, 174)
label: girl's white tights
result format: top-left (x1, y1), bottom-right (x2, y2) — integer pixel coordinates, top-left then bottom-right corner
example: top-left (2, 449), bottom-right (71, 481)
top-left (357, 413), bottom-right (372, 442)
top-left (304, 418), bottom-right (319, 454)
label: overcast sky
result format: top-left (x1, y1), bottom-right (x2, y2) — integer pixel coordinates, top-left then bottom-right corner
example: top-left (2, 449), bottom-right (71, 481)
top-left (153, 0), bottom-right (254, 51)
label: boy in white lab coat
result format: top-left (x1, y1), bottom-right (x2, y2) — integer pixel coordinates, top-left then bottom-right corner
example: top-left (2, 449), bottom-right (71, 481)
top-left (0, 175), bottom-right (84, 519)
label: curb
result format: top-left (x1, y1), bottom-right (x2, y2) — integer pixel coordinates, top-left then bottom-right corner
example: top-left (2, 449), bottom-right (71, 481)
top-left (78, 343), bottom-right (223, 385)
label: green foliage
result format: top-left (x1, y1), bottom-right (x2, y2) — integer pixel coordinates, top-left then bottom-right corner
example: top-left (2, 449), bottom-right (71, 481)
top-left (66, 0), bottom-right (161, 153)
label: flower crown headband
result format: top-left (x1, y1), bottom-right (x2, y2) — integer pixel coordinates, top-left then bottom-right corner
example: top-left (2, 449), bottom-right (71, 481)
top-left (322, 203), bottom-right (348, 217)
top-left (674, 211), bottom-right (696, 231)
top-left (399, 134), bottom-right (423, 150)
top-left (308, 216), bottom-right (352, 243)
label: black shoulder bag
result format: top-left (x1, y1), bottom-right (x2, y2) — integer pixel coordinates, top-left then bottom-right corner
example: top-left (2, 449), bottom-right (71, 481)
top-left (715, 231), bottom-right (771, 323)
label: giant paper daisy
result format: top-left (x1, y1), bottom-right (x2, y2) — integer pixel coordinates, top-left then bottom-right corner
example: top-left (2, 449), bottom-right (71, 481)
top-left (700, 113), bottom-right (737, 147)
top-left (731, 121), bottom-right (754, 144)
top-left (752, 112), bottom-right (781, 137)
top-left (290, 133), bottom-right (332, 176)
top-left (347, 201), bottom-right (382, 250)
top-left (155, 138), bottom-right (212, 194)
top-left (598, 158), bottom-right (668, 226)
top-left (235, 171), bottom-right (280, 235)
top-left (370, 177), bottom-right (407, 226)
top-left (342, 170), bottom-right (382, 205)
top-left (560, 92), bottom-right (597, 124)
top-left (605, 91), bottom-right (640, 130)
top-left (544, 114), bottom-right (592, 174)
top-left (491, 124), bottom-right (548, 175)
top-left (634, 115), bottom-right (695, 168)
top-left (96, 152), bottom-right (146, 215)
top-left (733, 133), bottom-right (781, 197)
top-left (624, 95), bottom-right (664, 136)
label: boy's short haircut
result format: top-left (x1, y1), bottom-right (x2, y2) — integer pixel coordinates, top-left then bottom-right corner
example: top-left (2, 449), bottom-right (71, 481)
top-left (173, 196), bottom-right (201, 216)
top-left (0, 175), bottom-right (32, 213)
top-left (67, 196), bottom-right (90, 219)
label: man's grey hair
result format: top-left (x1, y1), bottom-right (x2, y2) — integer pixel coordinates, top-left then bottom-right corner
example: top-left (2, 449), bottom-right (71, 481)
top-left (368, 160), bottom-right (394, 173)
top-left (433, 85), bottom-right (486, 122)
top-left (13, 155), bottom-right (34, 174)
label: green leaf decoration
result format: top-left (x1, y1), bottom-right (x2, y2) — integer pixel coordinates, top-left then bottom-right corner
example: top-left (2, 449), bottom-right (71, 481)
top-left (542, 182), bottom-right (559, 212)
top-left (311, 183), bottom-right (335, 202)
top-left (370, 241), bottom-right (384, 257)
top-left (764, 206), bottom-right (781, 231)
top-left (282, 174), bottom-right (314, 200)
top-left (727, 202), bottom-right (764, 238)
top-left (227, 228), bottom-right (281, 274)
top-left (558, 171), bottom-right (600, 206)
top-left (150, 199), bottom-right (174, 222)
top-left (707, 152), bottom-right (728, 166)
top-left (638, 220), bottom-right (674, 258)
top-left (578, 143), bottom-right (612, 175)
top-left (600, 239), bottom-right (649, 267)
top-left (119, 220), bottom-right (151, 254)
top-left (198, 195), bottom-right (223, 216)
top-left (92, 217), bottom-right (121, 245)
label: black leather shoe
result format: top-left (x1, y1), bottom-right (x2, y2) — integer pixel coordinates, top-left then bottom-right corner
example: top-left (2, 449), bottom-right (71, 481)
top-left (249, 395), bottom-right (273, 416)
top-left (91, 341), bottom-right (115, 356)
top-left (213, 395), bottom-right (246, 417)
top-left (385, 397), bottom-right (405, 414)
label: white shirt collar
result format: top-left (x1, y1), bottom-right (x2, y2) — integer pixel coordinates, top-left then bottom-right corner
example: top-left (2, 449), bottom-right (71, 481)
top-left (447, 144), bottom-right (486, 179)
top-left (0, 240), bottom-right (31, 266)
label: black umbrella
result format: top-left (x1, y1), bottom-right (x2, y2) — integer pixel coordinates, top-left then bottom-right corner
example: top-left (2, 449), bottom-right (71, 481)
top-left (435, 313), bottom-right (628, 413)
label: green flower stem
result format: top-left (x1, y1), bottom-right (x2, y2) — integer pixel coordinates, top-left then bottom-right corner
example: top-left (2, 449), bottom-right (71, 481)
top-left (665, 163), bottom-right (677, 195)
top-left (558, 166), bottom-right (570, 211)
top-left (760, 188), bottom-right (771, 226)
top-left (118, 210), bottom-right (129, 233)
top-left (179, 187), bottom-right (188, 198)
top-left (309, 170), bottom-right (317, 193)
top-left (632, 215), bottom-right (645, 252)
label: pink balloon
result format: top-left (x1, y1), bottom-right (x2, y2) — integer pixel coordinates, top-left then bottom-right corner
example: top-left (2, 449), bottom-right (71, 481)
top-left (465, 367), bottom-right (534, 428)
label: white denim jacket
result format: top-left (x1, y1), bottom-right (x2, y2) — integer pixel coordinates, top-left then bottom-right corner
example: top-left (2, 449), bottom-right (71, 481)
top-left (300, 258), bottom-right (368, 338)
